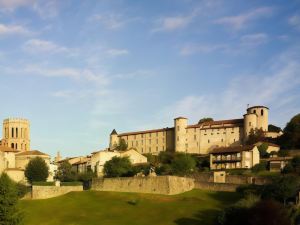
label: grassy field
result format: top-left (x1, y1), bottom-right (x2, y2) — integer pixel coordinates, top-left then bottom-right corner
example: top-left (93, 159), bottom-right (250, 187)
top-left (20, 190), bottom-right (241, 225)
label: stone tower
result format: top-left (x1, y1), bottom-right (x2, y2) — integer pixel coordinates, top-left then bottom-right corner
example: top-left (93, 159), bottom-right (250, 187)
top-left (1, 118), bottom-right (30, 151)
top-left (109, 129), bottom-right (119, 150)
top-left (174, 117), bottom-right (188, 152)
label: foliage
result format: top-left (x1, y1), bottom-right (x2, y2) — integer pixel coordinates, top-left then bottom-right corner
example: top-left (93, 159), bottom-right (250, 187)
top-left (77, 170), bottom-right (95, 182)
top-left (143, 154), bottom-right (159, 167)
top-left (279, 113), bottom-right (300, 149)
top-left (103, 156), bottom-right (133, 177)
top-left (282, 163), bottom-right (294, 174)
top-left (278, 150), bottom-right (289, 157)
top-left (171, 153), bottom-right (196, 176)
top-left (158, 151), bottom-right (175, 164)
top-left (0, 173), bottom-right (23, 225)
top-left (115, 138), bottom-right (128, 151)
top-left (246, 128), bottom-right (265, 145)
top-left (132, 164), bottom-right (151, 176)
top-left (198, 117), bottom-right (213, 124)
top-left (193, 156), bottom-right (210, 170)
top-left (25, 157), bottom-right (49, 183)
top-left (55, 161), bottom-right (77, 182)
top-left (268, 124), bottom-right (282, 133)
top-left (155, 164), bottom-right (173, 175)
top-left (60, 182), bottom-right (82, 186)
top-left (32, 182), bottom-right (55, 186)
top-left (251, 161), bottom-right (267, 173)
top-left (291, 156), bottom-right (300, 174)
top-left (257, 143), bottom-right (269, 158)
top-left (16, 183), bottom-right (31, 198)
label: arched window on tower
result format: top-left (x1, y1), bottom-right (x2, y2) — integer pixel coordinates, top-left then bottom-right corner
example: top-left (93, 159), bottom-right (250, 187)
top-left (11, 143), bottom-right (14, 149)
top-left (11, 128), bottom-right (14, 138)
top-left (16, 128), bottom-right (18, 138)
top-left (16, 143), bottom-right (18, 149)
top-left (261, 109), bottom-right (264, 116)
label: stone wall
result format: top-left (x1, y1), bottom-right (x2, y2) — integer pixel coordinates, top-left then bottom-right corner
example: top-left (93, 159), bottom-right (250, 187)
top-left (194, 181), bottom-right (238, 192)
top-left (92, 176), bottom-right (194, 195)
top-left (31, 185), bottom-right (83, 199)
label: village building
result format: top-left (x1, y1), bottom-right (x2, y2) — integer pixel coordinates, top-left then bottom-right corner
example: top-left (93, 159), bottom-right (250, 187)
top-left (109, 106), bottom-right (280, 155)
top-left (209, 145), bottom-right (260, 170)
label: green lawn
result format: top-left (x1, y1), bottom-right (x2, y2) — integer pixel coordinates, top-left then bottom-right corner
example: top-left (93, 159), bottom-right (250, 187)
top-left (20, 190), bottom-right (241, 225)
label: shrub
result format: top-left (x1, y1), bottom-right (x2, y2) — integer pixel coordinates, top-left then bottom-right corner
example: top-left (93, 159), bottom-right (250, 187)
top-left (251, 161), bottom-right (267, 173)
top-left (282, 163), bottom-right (294, 174)
top-left (103, 156), bottom-right (133, 177)
top-left (0, 173), bottom-right (23, 225)
top-left (55, 161), bottom-right (77, 182)
top-left (171, 153), bottom-right (196, 176)
top-left (155, 164), bottom-right (173, 175)
top-left (115, 138), bottom-right (128, 151)
top-left (16, 183), bottom-right (31, 198)
top-left (25, 157), bottom-right (49, 183)
top-left (158, 151), bottom-right (175, 164)
top-left (32, 182), bottom-right (55, 186)
top-left (258, 143), bottom-right (269, 158)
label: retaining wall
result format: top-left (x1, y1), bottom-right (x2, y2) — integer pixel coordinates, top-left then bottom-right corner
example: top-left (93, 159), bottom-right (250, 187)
top-left (194, 181), bottom-right (238, 192)
top-left (31, 185), bottom-right (83, 199)
top-left (92, 176), bottom-right (194, 195)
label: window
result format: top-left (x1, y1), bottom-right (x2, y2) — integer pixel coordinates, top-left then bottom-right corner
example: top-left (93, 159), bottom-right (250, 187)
top-left (141, 148), bottom-right (143, 153)
top-left (194, 135), bottom-right (196, 140)
top-left (254, 110), bottom-right (256, 114)
top-left (208, 139), bottom-right (210, 143)
top-left (11, 128), bottom-right (14, 138)
top-left (16, 143), bottom-right (18, 149)
top-left (141, 140), bottom-right (143, 145)
top-left (132, 141), bottom-right (134, 146)
top-left (141, 134), bottom-right (144, 138)
top-left (177, 136), bottom-right (179, 141)
top-left (156, 146), bottom-right (158, 152)
top-left (249, 122), bottom-right (251, 126)
top-left (16, 128), bottom-right (18, 138)
top-left (134, 135), bottom-right (136, 140)
top-left (136, 141), bottom-right (138, 146)
top-left (149, 147), bottom-right (151, 152)
top-left (11, 143), bottom-right (14, 148)
top-left (149, 133), bottom-right (151, 137)
top-left (221, 139), bottom-right (223, 142)
top-left (194, 128), bottom-right (196, 133)
top-left (156, 139), bottom-right (158, 144)
top-left (261, 109), bottom-right (264, 116)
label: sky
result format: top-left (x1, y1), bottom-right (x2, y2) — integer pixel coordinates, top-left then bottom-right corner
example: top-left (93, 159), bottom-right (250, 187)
top-left (0, 0), bottom-right (300, 158)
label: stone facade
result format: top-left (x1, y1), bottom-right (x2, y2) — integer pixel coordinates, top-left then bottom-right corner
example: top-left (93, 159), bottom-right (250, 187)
top-left (92, 176), bottom-right (195, 195)
top-left (109, 106), bottom-right (275, 155)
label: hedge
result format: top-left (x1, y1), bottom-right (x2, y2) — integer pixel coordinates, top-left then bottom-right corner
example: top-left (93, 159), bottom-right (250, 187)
top-left (32, 181), bottom-right (55, 186)
top-left (60, 182), bottom-right (82, 186)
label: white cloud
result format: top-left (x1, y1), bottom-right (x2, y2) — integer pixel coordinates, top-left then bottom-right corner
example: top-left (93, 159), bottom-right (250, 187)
top-left (33, 0), bottom-right (59, 19)
top-left (289, 14), bottom-right (300, 30)
top-left (106, 48), bottom-right (129, 57)
top-left (0, 0), bottom-right (35, 11)
top-left (89, 13), bottom-right (138, 30)
top-left (214, 7), bottom-right (274, 30)
top-left (180, 44), bottom-right (227, 55)
top-left (23, 39), bottom-right (68, 53)
top-left (152, 15), bottom-right (193, 32)
top-left (161, 47), bottom-right (300, 127)
top-left (240, 33), bottom-right (269, 47)
top-left (0, 23), bottom-right (31, 35)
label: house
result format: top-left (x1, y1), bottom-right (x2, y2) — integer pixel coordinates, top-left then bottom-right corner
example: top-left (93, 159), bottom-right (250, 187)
top-left (91, 148), bottom-right (148, 177)
top-left (210, 145), bottom-right (260, 170)
top-left (263, 156), bottom-right (293, 172)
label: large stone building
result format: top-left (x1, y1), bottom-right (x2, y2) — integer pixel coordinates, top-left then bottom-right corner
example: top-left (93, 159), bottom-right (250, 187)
top-left (109, 106), bottom-right (278, 155)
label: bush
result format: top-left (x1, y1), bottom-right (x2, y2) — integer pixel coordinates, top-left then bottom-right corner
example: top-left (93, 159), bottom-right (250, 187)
top-left (60, 182), bottom-right (82, 186)
top-left (0, 173), bottom-right (23, 225)
top-left (32, 182), bottom-right (55, 186)
top-left (155, 164), bottom-right (173, 175)
top-left (171, 153), bottom-right (196, 176)
top-left (158, 151), bottom-right (175, 164)
top-left (103, 156), bottom-right (133, 177)
top-left (55, 161), bottom-right (77, 182)
top-left (16, 183), bottom-right (31, 198)
top-left (25, 157), bottom-right (49, 183)
top-left (258, 143), bottom-right (269, 158)
top-left (251, 161), bottom-right (267, 173)
top-left (282, 163), bottom-right (294, 174)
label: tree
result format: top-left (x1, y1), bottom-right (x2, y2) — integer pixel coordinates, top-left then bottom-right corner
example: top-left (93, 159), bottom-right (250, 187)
top-left (25, 157), bottom-right (49, 183)
top-left (257, 143), bottom-right (269, 158)
top-left (291, 156), bottom-right (300, 173)
top-left (251, 161), bottom-right (267, 173)
top-left (115, 138), bottom-right (128, 151)
top-left (0, 173), bottom-right (23, 225)
top-left (103, 156), bottom-right (133, 177)
top-left (171, 153), bottom-right (196, 176)
top-left (268, 124), bottom-right (282, 133)
top-left (55, 161), bottom-right (77, 182)
top-left (279, 113), bottom-right (300, 149)
top-left (158, 151), bottom-right (175, 164)
top-left (246, 128), bottom-right (265, 145)
top-left (198, 117), bottom-right (213, 124)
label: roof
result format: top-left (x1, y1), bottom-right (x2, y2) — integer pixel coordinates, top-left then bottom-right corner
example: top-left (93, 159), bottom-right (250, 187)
top-left (0, 146), bottom-right (19, 153)
top-left (210, 145), bottom-right (255, 154)
top-left (110, 129), bottom-right (118, 135)
top-left (187, 118), bottom-right (244, 129)
top-left (72, 158), bottom-right (90, 165)
top-left (119, 127), bottom-right (173, 136)
top-left (16, 150), bottom-right (49, 157)
top-left (174, 116), bottom-right (187, 120)
top-left (255, 142), bottom-right (280, 148)
top-left (265, 157), bottom-right (293, 162)
top-left (247, 105), bottom-right (269, 110)
top-left (4, 168), bottom-right (24, 171)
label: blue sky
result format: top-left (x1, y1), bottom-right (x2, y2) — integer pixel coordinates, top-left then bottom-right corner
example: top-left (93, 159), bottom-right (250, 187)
top-left (0, 0), bottom-right (300, 158)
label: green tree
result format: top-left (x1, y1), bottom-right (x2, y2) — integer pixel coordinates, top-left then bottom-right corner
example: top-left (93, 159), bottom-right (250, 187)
top-left (55, 161), bottom-right (77, 182)
top-left (115, 138), bottom-right (128, 151)
top-left (158, 151), bottom-right (175, 164)
top-left (279, 113), bottom-right (300, 149)
top-left (103, 156), bottom-right (133, 177)
top-left (268, 124), bottom-right (282, 133)
top-left (25, 157), bottom-right (49, 183)
top-left (291, 156), bottom-right (300, 173)
top-left (171, 153), bottom-right (196, 176)
top-left (257, 143), bottom-right (269, 158)
top-left (246, 128), bottom-right (265, 145)
top-left (0, 173), bottom-right (23, 225)
top-left (198, 117), bottom-right (213, 124)
top-left (251, 161), bottom-right (267, 173)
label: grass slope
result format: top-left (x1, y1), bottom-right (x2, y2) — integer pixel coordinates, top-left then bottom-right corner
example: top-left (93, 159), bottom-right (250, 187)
top-left (20, 190), bottom-right (240, 225)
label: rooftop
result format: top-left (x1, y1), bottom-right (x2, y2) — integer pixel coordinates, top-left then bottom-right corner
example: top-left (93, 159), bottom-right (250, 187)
top-left (247, 105), bottom-right (269, 110)
top-left (118, 127), bottom-right (173, 136)
top-left (0, 146), bottom-right (19, 153)
top-left (16, 150), bottom-right (49, 157)
top-left (210, 145), bottom-right (255, 154)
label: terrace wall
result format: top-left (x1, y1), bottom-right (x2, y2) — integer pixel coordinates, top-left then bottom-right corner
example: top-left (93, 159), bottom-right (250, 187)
top-left (31, 185), bottom-right (83, 199)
